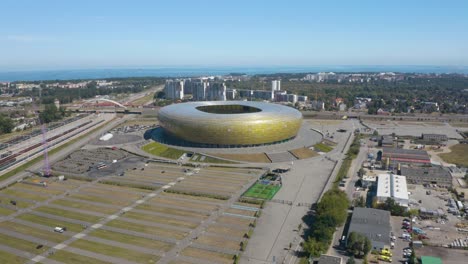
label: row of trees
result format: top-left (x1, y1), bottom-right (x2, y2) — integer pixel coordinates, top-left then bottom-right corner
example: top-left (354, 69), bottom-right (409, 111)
top-left (303, 189), bottom-right (349, 257)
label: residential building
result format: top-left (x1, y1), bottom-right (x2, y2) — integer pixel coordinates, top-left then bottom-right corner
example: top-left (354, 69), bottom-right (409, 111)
top-left (191, 80), bottom-right (209, 101)
top-left (376, 173), bottom-right (409, 207)
top-left (400, 166), bottom-right (452, 188)
top-left (206, 82), bottom-right (226, 101)
top-left (164, 80), bottom-right (184, 100)
top-left (347, 207), bottom-right (391, 251)
top-left (271, 80), bottom-right (281, 91)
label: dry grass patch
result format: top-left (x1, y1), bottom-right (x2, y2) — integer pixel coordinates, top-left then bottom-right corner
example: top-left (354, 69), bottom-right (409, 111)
top-left (196, 235), bottom-right (241, 251)
top-left (89, 229), bottom-right (174, 252)
top-left (1, 188), bottom-right (50, 201)
top-left (16, 183), bottom-right (64, 195)
top-left (149, 197), bottom-right (217, 211)
top-left (70, 239), bottom-right (160, 263)
top-left (0, 250), bottom-right (26, 264)
top-left (35, 206), bottom-right (102, 223)
top-left (182, 247), bottom-right (234, 264)
top-left (123, 211), bottom-right (199, 229)
top-left (70, 193), bottom-right (132, 206)
top-left (439, 144), bottom-right (468, 167)
top-left (0, 232), bottom-right (50, 254)
top-left (210, 153), bottom-right (271, 163)
top-left (106, 219), bottom-right (188, 240)
top-left (206, 225), bottom-right (247, 238)
top-left (136, 203), bottom-right (209, 219)
top-left (217, 216), bottom-right (253, 226)
top-left (18, 213), bottom-right (85, 232)
top-left (289, 148), bottom-right (318, 159)
top-left (0, 221), bottom-right (67, 243)
top-left (160, 192), bottom-right (224, 204)
top-left (0, 206), bottom-right (15, 216)
top-left (225, 208), bottom-right (256, 217)
top-left (50, 250), bottom-right (112, 264)
top-left (51, 199), bottom-right (119, 214)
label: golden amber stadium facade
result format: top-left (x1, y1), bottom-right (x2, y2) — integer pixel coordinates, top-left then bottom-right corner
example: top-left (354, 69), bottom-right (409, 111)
top-left (158, 101), bottom-right (302, 147)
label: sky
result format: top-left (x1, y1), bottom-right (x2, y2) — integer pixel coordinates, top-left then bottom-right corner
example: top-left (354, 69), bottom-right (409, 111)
top-left (1, 0), bottom-right (468, 71)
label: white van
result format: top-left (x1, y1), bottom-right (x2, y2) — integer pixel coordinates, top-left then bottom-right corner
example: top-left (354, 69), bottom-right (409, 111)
top-left (54, 227), bottom-right (65, 233)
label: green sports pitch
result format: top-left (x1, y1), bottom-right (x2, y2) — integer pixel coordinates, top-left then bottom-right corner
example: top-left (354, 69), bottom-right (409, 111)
top-left (243, 183), bottom-right (281, 200)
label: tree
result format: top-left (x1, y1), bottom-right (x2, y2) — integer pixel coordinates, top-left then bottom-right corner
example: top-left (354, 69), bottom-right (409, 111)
top-left (378, 198), bottom-right (406, 216)
top-left (354, 196), bottom-right (366, 208)
top-left (346, 256), bottom-right (356, 264)
top-left (0, 115), bottom-right (14, 134)
top-left (303, 238), bottom-right (327, 257)
top-left (346, 232), bottom-right (372, 258)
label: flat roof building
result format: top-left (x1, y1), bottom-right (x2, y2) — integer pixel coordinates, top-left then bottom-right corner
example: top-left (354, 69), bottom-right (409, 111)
top-left (376, 173), bottom-right (409, 207)
top-left (381, 147), bottom-right (431, 166)
top-left (400, 166), bottom-right (452, 188)
top-left (315, 254), bottom-right (342, 264)
top-left (347, 207), bottom-right (391, 251)
top-left (422, 133), bottom-right (448, 143)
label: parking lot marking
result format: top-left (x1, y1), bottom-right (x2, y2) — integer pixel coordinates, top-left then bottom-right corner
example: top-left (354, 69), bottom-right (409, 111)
top-left (54, 243), bottom-right (67, 250)
top-left (31, 256), bottom-right (45, 263)
top-left (91, 223), bottom-right (103, 229)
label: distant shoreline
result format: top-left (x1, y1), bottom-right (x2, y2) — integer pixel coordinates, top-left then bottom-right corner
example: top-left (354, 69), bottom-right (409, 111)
top-left (1, 65), bottom-right (467, 82)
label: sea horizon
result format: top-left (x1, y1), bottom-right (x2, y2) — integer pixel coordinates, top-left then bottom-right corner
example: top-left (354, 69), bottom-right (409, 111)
top-left (1, 65), bottom-right (468, 82)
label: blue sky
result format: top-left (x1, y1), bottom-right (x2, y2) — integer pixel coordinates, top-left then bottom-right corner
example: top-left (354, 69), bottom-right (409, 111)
top-left (1, 0), bottom-right (467, 70)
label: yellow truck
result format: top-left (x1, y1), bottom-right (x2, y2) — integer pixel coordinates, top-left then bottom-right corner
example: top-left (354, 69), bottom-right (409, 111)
top-left (378, 255), bottom-right (392, 263)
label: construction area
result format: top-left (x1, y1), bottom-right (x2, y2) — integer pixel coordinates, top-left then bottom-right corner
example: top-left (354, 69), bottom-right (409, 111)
top-left (0, 161), bottom-right (267, 264)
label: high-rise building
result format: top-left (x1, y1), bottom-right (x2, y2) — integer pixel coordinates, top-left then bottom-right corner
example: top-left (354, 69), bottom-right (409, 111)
top-left (271, 80), bottom-right (281, 91)
top-left (164, 80), bottom-right (184, 100)
top-left (207, 82), bottom-right (226, 101)
top-left (191, 80), bottom-right (209, 101)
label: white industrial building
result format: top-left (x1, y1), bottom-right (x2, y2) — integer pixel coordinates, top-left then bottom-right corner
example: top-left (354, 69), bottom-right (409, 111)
top-left (376, 173), bottom-right (409, 207)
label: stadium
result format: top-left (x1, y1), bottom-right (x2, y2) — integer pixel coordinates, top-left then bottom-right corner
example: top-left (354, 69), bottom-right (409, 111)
top-left (157, 101), bottom-right (303, 148)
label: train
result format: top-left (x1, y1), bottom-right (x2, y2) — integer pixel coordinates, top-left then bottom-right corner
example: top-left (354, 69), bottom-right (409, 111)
top-left (0, 120), bottom-right (93, 171)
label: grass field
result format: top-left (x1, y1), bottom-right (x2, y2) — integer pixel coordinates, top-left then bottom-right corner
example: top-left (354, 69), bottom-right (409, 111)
top-left (0, 232), bottom-right (50, 254)
top-left (0, 206), bottom-right (15, 216)
top-left (439, 144), bottom-right (468, 167)
top-left (210, 153), bottom-right (271, 163)
top-left (89, 229), bottom-right (174, 252)
top-left (106, 219), bottom-right (187, 240)
top-left (141, 142), bottom-right (186, 159)
top-left (0, 221), bottom-right (67, 243)
top-left (0, 250), bottom-right (26, 264)
top-left (123, 211), bottom-right (198, 228)
top-left (70, 239), bottom-right (159, 263)
top-left (50, 250), bottom-right (112, 264)
top-left (35, 206), bottom-right (102, 223)
top-left (182, 247), bottom-right (233, 264)
top-left (243, 183), bottom-right (281, 200)
top-left (51, 199), bottom-right (119, 214)
top-left (18, 213), bottom-right (85, 232)
top-left (289, 148), bottom-right (318, 159)
top-left (313, 142), bottom-right (333, 152)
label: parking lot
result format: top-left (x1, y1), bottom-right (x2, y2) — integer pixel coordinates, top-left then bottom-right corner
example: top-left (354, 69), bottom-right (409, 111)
top-left (0, 159), bottom-right (267, 264)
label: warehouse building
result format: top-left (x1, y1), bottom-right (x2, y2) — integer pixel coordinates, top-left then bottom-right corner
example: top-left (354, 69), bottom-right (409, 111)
top-left (421, 133), bottom-right (448, 144)
top-left (347, 207), bottom-right (391, 251)
top-left (379, 135), bottom-right (394, 147)
top-left (381, 147), bottom-right (431, 166)
top-left (376, 173), bottom-right (409, 207)
top-left (400, 166), bottom-right (452, 188)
